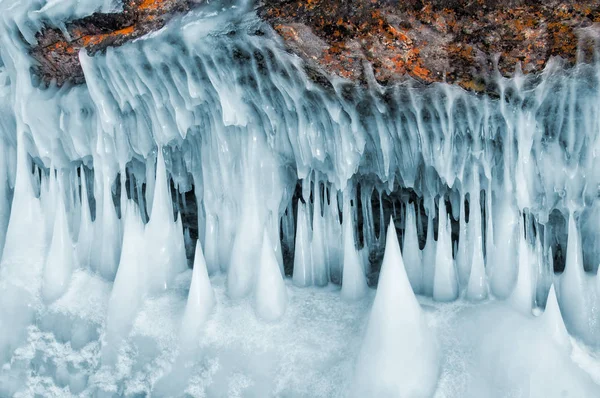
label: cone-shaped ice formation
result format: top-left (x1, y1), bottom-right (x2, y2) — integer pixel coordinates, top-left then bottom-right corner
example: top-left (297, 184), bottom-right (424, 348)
top-left (403, 202), bottom-right (422, 294)
top-left (145, 148), bottom-right (187, 295)
top-left (509, 230), bottom-right (535, 314)
top-left (422, 210), bottom-right (437, 297)
top-left (559, 213), bottom-right (588, 337)
top-left (456, 195), bottom-right (471, 288)
top-left (490, 199), bottom-right (519, 298)
top-left (0, 141), bottom-right (10, 262)
top-left (433, 199), bottom-right (458, 302)
top-left (103, 200), bottom-right (145, 364)
top-left (311, 182), bottom-right (329, 286)
top-left (91, 173), bottom-right (122, 281)
top-left (203, 213), bottom-right (220, 275)
top-left (227, 186), bottom-right (263, 298)
top-left (293, 202), bottom-right (314, 287)
top-left (76, 168), bottom-right (93, 269)
top-left (353, 218), bottom-right (439, 397)
top-left (466, 235), bottom-right (488, 301)
top-left (543, 284), bottom-right (571, 352)
top-left (255, 230), bottom-right (287, 321)
top-left (341, 206), bottom-right (368, 300)
top-left (41, 179), bottom-right (77, 303)
top-left (180, 240), bottom-right (215, 348)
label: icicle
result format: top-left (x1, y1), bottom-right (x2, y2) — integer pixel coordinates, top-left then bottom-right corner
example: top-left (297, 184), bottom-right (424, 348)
top-left (353, 218), bottom-right (439, 397)
top-left (341, 204), bottom-right (368, 300)
top-left (292, 201), bottom-right (313, 287)
top-left (466, 234), bottom-right (488, 301)
top-left (103, 200), bottom-right (145, 364)
top-left (403, 202), bottom-right (422, 294)
top-left (180, 240), bottom-right (215, 348)
top-left (559, 212), bottom-right (588, 336)
top-left (422, 208), bottom-right (437, 297)
top-left (41, 179), bottom-right (77, 303)
top-left (543, 284), bottom-right (571, 352)
top-left (255, 229), bottom-right (287, 321)
top-left (433, 199), bottom-right (458, 302)
top-left (509, 228), bottom-right (535, 314)
top-left (311, 176), bottom-right (329, 286)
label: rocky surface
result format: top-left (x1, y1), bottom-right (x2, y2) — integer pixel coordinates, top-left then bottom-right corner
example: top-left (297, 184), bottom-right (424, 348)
top-left (31, 0), bottom-right (194, 85)
top-left (259, 0), bottom-right (600, 90)
top-left (31, 0), bottom-right (600, 89)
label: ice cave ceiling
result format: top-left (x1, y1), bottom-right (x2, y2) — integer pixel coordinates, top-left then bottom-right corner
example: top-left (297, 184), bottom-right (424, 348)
top-left (1, 0), bottom-right (600, 397)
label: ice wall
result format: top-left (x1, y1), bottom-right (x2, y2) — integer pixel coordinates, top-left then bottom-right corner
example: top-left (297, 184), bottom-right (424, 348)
top-left (0, 0), bottom-right (600, 395)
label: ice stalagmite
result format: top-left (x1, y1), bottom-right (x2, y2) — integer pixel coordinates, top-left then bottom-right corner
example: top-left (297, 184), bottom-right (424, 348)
top-left (41, 179), bottom-right (77, 303)
top-left (311, 178), bottom-right (329, 286)
top-left (353, 218), bottom-right (439, 397)
top-left (228, 187), bottom-right (262, 298)
top-left (180, 240), bottom-right (215, 348)
top-left (490, 198), bottom-right (519, 298)
top-left (433, 199), bottom-right (458, 302)
top-left (0, 136), bottom-right (47, 362)
top-left (509, 229), bottom-right (535, 314)
top-left (293, 202), bottom-right (313, 287)
top-left (422, 209), bottom-right (437, 297)
top-left (145, 148), bottom-right (187, 295)
top-left (103, 201), bottom-right (145, 364)
top-left (559, 213), bottom-right (588, 337)
top-left (76, 168), bottom-right (93, 269)
top-left (341, 205), bottom-right (368, 300)
top-left (203, 213), bottom-right (220, 275)
top-left (466, 235), bottom-right (488, 301)
top-left (403, 202), bottom-right (422, 294)
top-left (91, 172), bottom-right (122, 281)
top-left (543, 284), bottom-right (571, 352)
top-left (456, 195), bottom-right (470, 288)
top-left (0, 141), bottom-right (9, 261)
top-left (255, 230), bottom-right (287, 321)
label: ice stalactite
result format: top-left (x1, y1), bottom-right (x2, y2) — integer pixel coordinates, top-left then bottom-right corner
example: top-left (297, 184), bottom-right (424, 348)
top-left (353, 219), bottom-right (439, 397)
